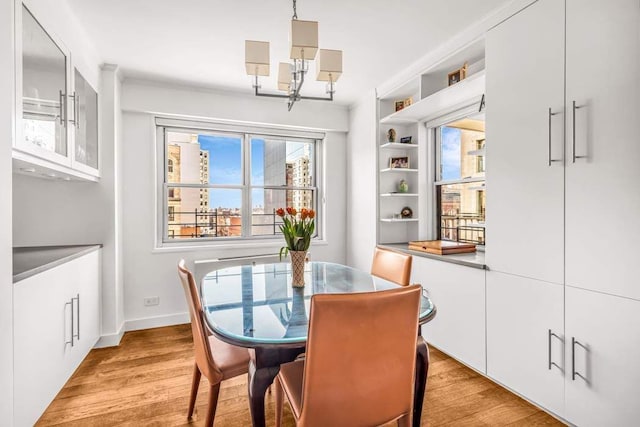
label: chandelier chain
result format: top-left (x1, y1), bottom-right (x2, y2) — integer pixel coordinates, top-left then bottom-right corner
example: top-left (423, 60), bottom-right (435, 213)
top-left (292, 0), bottom-right (297, 20)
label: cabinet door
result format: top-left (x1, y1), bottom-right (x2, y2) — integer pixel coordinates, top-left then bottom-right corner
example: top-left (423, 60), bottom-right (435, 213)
top-left (74, 250), bottom-right (101, 357)
top-left (17, 4), bottom-right (70, 165)
top-left (565, 286), bottom-right (640, 426)
top-left (13, 264), bottom-right (77, 426)
top-left (565, 0), bottom-right (640, 300)
top-left (486, 271), bottom-right (564, 417)
top-left (72, 68), bottom-right (99, 174)
top-left (485, 0), bottom-right (565, 284)
top-left (412, 257), bottom-right (486, 373)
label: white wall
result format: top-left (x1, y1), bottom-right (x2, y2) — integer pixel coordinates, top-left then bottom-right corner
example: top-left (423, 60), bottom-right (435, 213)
top-left (1, 0), bottom-right (15, 422)
top-left (346, 90), bottom-right (378, 271)
top-left (121, 81), bottom-right (348, 329)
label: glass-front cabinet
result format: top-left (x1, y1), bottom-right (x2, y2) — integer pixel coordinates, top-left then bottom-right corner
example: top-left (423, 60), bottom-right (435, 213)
top-left (14, 3), bottom-right (99, 180)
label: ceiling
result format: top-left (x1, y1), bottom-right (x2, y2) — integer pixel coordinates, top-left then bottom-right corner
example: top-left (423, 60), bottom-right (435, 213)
top-left (66, 0), bottom-right (509, 106)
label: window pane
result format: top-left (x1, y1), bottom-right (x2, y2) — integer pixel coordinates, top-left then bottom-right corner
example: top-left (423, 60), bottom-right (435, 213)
top-left (167, 187), bottom-right (242, 239)
top-left (439, 182), bottom-right (485, 244)
top-left (251, 137), bottom-right (314, 187)
top-left (167, 131), bottom-right (241, 185)
top-left (439, 120), bottom-right (486, 181)
top-left (251, 188), bottom-right (314, 236)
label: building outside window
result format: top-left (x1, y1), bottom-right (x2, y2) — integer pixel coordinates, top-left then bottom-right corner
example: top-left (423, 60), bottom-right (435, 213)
top-left (158, 122), bottom-right (320, 244)
top-left (435, 115), bottom-right (486, 245)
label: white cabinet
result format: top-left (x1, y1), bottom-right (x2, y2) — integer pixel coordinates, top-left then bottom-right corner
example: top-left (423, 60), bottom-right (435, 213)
top-left (564, 0), bottom-right (640, 301)
top-left (13, 249), bottom-right (100, 426)
top-left (486, 271), bottom-right (564, 417)
top-left (413, 257), bottom-right (486, 373)
top-left (13, 1), bottom-right (100, 181)
top-left (485, 0), bottom-right (565, 285)
top-left (486, 0), bottom-right (640, 424)
top-left (564, 286), bottom-right (640, 426)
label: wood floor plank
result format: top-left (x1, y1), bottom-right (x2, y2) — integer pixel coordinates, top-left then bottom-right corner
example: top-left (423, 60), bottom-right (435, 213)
top-left (36, 325), bottom-right (565, 426)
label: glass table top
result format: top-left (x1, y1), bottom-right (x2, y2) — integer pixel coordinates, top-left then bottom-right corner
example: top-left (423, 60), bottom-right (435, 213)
top-left (201, 262), bottom-right (435, 347)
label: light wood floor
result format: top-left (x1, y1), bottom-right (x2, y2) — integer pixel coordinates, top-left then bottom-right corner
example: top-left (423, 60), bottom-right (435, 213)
top-left (37, 325), bottom-right (564, 426)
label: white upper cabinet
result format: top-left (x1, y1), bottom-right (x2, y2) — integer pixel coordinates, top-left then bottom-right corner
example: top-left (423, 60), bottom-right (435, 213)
top-left (564, 0), bottom-right (640, 301)
top-left (485, 0), bottom-right (565, 285)
top-left (17, 4), bottom-right (70, 165)
top-left (14, 2), bottom-right (100, 181)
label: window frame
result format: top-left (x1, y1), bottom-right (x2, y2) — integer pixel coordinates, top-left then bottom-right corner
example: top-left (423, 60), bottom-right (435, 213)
top-left (427, 105), bottom-right (486, 246)
top-left (155, 118), bottom-right (324, 248)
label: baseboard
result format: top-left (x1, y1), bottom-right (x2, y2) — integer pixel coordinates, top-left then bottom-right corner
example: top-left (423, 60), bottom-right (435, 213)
top-left (124, 312), bottom-right (189, 332)
top-left (95, 323), bottom-right (125, 348)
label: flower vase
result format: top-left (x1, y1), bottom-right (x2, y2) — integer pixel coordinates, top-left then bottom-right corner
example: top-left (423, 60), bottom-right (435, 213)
top-left (289, 250), bottom-right (307, 287)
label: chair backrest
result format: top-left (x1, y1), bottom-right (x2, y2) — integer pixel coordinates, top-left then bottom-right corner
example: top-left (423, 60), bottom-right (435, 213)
top-left (371, 246), bottom-right (413, 286)
top-left (299, 285), bottom-right (422, 426)
top-left (178, 260), bottom-right (222, 382)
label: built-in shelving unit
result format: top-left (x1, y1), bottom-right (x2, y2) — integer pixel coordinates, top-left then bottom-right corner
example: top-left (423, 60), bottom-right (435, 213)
top-left (376, 37), bottom-right (487, 245)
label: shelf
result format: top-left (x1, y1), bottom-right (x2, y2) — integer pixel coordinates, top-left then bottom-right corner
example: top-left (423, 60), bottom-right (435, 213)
top-left (380, 193), bottom-right (418, 197)
top-left (380, 142), bottom-right (419, 150)
top-left (380, 70), bottom-right (485, 124)
top-left (380, 168), bottom-right (418, 173)
top-left (380, 218), bottom-right (419, 223)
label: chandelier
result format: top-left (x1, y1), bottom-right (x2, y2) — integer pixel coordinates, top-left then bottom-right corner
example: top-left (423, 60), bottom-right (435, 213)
top-left (244, 0), bottom-right (343, 111)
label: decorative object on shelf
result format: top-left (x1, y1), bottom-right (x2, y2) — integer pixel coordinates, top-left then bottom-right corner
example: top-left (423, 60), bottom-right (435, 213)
top-left (403, 97), bottom-right (413, 108)
top-left (447, 62), bottom-right (468, 86)
top-left (394, 100), bottom-right (405, 112)
top-left (401, 206), bottom-right (413, 218)
top-left (244, 0), bottom-right (343, 111)
top-left (390, 156), bottom-right (410, 169)
top-left (398, 179), bottom-right (409, 193)
top-left (387, 128), bottom-right (396, 142)
top-left (276, 207), bottom-right (315, 287)
top-left (400, 136), bottom-right (412, 144)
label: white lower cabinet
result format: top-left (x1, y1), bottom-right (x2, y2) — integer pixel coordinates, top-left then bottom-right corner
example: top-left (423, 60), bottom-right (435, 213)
top-left (564, 286), bottom-right (640, 427)
top-left (413, 257), bottom-right (486, 373)
top-left (486, 271), bottom-right (564, 417)
top-left (13, 249), bottom-right (100, 426)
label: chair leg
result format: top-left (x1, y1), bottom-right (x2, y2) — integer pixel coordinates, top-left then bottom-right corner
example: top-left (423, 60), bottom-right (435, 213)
top-left (188, 363), bottom-right (201, 419)
top-left (274, 376), bottom-right (284, 427)
top-left (205, 383), bottom-right (221, 427)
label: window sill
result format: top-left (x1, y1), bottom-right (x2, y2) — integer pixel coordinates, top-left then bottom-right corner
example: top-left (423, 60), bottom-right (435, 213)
top-left (152, 238), bottom-right (328, 254)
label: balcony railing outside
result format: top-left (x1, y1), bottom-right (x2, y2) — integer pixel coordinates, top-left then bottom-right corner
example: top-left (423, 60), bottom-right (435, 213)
top-left (441, 213), bottom-right (485, 245)
top-left (167, 209), bottom-right (284, 239)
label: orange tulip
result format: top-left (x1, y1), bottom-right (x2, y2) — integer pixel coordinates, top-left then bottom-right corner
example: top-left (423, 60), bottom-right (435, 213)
top-left (301, 208), bottom-right (308, 219)
top-left (276, 208), bottom-right (285, 217)
top-left (308, 210), bottom-right (315, 219)
top-left (286, 207), bottom-right (294, 215)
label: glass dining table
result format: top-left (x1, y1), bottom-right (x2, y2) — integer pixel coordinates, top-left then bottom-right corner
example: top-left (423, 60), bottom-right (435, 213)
top-left (201, 261), bottom-right (436, 427)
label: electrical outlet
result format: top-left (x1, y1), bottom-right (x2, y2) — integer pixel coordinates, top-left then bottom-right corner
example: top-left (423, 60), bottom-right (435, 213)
top-left (144, 296), bottom-right (160, 306)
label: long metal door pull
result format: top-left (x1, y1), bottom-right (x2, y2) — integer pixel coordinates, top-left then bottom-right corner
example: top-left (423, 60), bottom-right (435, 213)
top-left (548, 108), bottom-right (562, 166)
top-left (572, 101), bottom-right (587, 163)
top-left (548, 329), bottom-right (562, 370)
top-left (571, 337), bottom-right (588, 381)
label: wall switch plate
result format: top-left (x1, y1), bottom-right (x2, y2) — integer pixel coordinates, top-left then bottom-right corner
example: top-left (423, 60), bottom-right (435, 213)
top-left (144, 296), bottom-right (160, 306)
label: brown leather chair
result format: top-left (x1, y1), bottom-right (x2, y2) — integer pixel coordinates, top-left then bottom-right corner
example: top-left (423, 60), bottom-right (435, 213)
top-left (177, 260), bottom-right (250, 427)
top-left (275, 285), bottom-right (422, 427)
top-left (371, 246), bottom-right (413, 286)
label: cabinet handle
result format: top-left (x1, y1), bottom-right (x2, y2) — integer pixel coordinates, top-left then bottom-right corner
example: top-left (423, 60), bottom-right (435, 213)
top-left (69, 92), bottom-right (79, 128)
top-left (548, 108), bottom-right (562, 166)
top-left (572, 101), bottom-right (587, 163)
top-left (64, 299), bottom-right (74, 347)
top-left (571, 337), bottom-right (588, 381)
top-left (58, 90), bottom-right (66, 125)
top-left (74, 293), bottom-right (80, 341)
top-left (547, 329), bottom-right (562, 370)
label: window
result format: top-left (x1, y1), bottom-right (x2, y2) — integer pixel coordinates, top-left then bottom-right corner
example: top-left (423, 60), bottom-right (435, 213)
top-left (435, 116), bottom-right (486, 245)
top-left (158, 122), bottom-right (321, 244)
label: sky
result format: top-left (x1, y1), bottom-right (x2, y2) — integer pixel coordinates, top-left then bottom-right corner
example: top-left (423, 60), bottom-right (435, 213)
top-left (441, 126), bottom-right (461, 180)
top-left (197, 134), bottom-right (265, 209)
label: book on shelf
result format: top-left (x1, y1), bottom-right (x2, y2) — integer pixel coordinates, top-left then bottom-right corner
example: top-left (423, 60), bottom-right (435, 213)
top-left (408, 240), bottom-right (476, 255)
